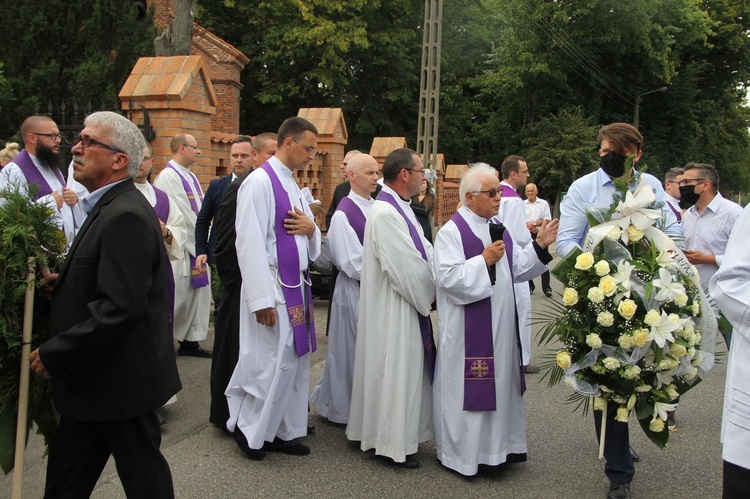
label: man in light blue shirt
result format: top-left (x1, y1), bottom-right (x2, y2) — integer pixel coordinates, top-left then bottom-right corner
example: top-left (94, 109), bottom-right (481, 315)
top-left (557, 123), bottom-right (682, 499)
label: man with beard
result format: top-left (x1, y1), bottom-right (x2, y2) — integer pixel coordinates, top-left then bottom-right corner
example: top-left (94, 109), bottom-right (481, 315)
top-left (0, 115), bottom-right (85, 248)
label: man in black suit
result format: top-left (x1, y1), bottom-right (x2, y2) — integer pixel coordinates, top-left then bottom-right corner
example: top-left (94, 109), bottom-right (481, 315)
top-left (324, 149), bottom-right (361, 229)
top-left (29, 111), bottom-right (181, 498)
top-left (195, 135), bottom-right (255, 307)
top-left (209, 132), bottom-right (277, 430)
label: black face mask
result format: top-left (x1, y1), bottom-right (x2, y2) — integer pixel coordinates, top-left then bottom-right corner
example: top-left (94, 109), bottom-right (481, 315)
top-left (678, 185), bottom-right (701, 207)
top-left (600, 151), bottom-right (627, 178)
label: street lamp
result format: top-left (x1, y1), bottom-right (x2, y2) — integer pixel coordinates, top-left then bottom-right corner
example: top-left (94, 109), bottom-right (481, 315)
top-left (633, 87), bottom-right (667, 129)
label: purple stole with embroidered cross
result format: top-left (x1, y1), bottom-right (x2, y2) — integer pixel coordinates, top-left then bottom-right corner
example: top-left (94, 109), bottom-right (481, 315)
top-left (259, 162), bottom-right (317, 358)
top-left (451, 211), bottom-right (498, 411)
top-left (14, 149), bottom-right (65, 199)
top-left (336, 196), bottom-right (366, 244)
top-left (376, 189), bottom-right (437, 383)
top-left (151, 185), bottom-right (176, 334)
top-left (166, 162), bottom-right (208, 288)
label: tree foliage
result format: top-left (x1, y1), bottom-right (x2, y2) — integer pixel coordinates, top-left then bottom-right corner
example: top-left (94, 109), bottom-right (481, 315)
top-left (0, 1), bottom-right (155, 141)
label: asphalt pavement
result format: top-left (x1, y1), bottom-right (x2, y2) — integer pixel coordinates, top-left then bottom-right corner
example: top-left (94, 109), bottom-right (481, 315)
top-left (1, 257), bottom-right (727, 498)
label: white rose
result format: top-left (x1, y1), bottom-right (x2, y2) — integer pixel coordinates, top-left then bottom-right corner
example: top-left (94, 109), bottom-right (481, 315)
top-left (627, 225), bottom-right (645, 242)
top-left (597, 311), bottom-right (615, 327)
top-left (556, 351), bottom-right (572, 369)
top-left (575, 252), bottom-right (595, 270)
top-left (562, 288), bottom-right (579, 306)
top-left (659, 357), bottom-right (679, 371)
top-left (644, 310), bottom-right (661, 326)
top-left (635, 383), bottom-right (652, 393)
top-left (599, 276), bottom-right (618, 297)
top-left (670, 343), bottom-right (688, 358)
top-left (617, 299), bottom-right (638, 321)
top-left (593, 396), bottom-right (607, 411)
top-left (606, 226), bottom-right (623, 241)
top-left (602, 357), bottom-right (621, 371)
top-left (666, 384), bottom-right (680, 400)
top-left (650, 417), bottom-right (665, 432)
top-left (586, 333), bottom-right (603, 349)
top-left (595, 260), bottom-right (611, 276)
top-left (615, 406), bottom-right (630, 423)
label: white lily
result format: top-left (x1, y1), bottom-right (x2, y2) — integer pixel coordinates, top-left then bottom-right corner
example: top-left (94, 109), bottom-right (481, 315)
top-left (613, 178), bottom-right (664, 240)
top-left (656, 249), bottom-right (677, 269)
top-left (653, 401), bottom-right (678, 421)
top-left (647, 310), bottom-right (681, 348)
top-left (611, 260), bottom-right (636, 297)
top-left (653, 267), bottom-right (686, 302)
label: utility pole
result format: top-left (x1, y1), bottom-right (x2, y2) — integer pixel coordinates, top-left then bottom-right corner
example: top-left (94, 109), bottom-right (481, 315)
top-left (633, 86), bottom-right (667, 130)
top-left (416, 0), bottom-right (443, 172)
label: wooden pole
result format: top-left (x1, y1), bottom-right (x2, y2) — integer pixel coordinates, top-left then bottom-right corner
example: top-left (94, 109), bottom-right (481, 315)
top-left (12, 257), bottom-right (36, 499)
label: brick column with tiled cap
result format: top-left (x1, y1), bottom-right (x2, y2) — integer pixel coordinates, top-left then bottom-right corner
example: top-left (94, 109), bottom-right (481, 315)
top-left (297, 108), bottom-right (348, 229)
top-left (369, 137), bottom-right (409, 171)
top-left (118, 55), bottom-right (220, 187)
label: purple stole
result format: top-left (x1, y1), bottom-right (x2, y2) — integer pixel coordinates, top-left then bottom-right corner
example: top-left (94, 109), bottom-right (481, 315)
top-left (667, 199), bottom-right (682, 222)
top-left (165, 163), bottom-right (208, 288)
top-left (500, 183), bottom-right (521, 199)
top-left (336, 196), bottom-right (366, 244)
top-left (376, 189), bottom-right (436, 382)
top-left (259, 162), bottom-right (317, 358)
top-left (452, 211), bottom-right (525, 410)
top-left (152, 185), bottom-right (176, 334)
top-left (13, 149), bottom-right (65, 198)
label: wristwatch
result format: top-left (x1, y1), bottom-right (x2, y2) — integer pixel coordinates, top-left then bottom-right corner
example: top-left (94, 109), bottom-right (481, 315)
top-left (164, 228), bottom-right (172, 240)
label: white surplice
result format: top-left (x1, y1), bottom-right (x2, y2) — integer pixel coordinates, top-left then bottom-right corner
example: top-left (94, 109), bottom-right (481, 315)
top-left (134, 181), bottom-right (187, 262)
top-left (497, 181), bottom-right (535, 365)
top-left (225, 157), bottom-right (321, 449)
top-left (0, 156), bottom-right (86, 249)
top-left (153, 160), bottom-right (210, 342)
top-left (310, 191), bottom-right (374, 424)
top-left (346, 184), bottom-right (435, 463)
top-left (434, 206), bottom-right (548, 476)
top-left (709, 202), bottom-right (750, 471)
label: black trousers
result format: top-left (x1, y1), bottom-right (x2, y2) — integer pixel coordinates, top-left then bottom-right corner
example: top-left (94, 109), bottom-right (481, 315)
top-left (528, 231), bottom-right (551, 292)
top-left (210, 283), bottom-right (241, 428)
top-left (723, 460), bottom-right (750, 498)
top-left (594, 401), bottom-right (634, 485)
top-left (44, 411), bottom-right (174, 499)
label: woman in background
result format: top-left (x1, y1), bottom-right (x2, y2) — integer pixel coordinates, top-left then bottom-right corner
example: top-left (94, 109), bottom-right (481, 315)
top-left (411, 177), bottom-right (435, 243)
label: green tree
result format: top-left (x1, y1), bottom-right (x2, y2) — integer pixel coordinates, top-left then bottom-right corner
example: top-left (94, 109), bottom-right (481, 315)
top-left (0, 1), bottom-right (155, 139)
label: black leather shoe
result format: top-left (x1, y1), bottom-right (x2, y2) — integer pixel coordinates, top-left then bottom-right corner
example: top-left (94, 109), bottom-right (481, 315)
top-left (629, 445), bottom-right (640, 462)
top-left (157, 410), bottom-right (166, 425)
top-left (382, 455), bottom-right (420, 469)
top-left (177, 346), bottom-right (213, 358)
top-left (607, 482), bottom-right (631, 499)
top-left (544, 289), bottom-right (553, 297)
top-left (233, 428), bottom-right (266, 460)
top-left (264, 438), bottom-right (310, 456)
top-left (307, 424), bottom-right (316, 434)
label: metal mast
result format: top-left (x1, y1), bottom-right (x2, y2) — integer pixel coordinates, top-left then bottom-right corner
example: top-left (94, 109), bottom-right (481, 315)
top-left (416, 0), bottom-right (443, 172)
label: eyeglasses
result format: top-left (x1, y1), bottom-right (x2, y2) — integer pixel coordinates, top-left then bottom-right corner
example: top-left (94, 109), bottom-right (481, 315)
top-left (473, 188), bottom-right (500, 197)
top-left (73, 135), bottom-right (125, 154)
top-left (517, 169), bottom-right (529, 175)
top-left (291, 138), bottom-right (316, 154)
top-left (182, 143), bottom-right (199, 150)
top-left (404, 168), bottom-right (427, 176)
top-left (677, 178), bottom-right (705, 186)
top-left (32, 132), bottom-right (62, 141)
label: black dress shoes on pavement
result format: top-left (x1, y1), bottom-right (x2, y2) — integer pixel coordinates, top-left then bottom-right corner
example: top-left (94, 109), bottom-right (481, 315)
top-left (307, 424), bottom-right (316, 434)
top-left (157, 410), bottom-right (166, 425)
top-left (177, 345), bottom-right (213, 358)
top-left (607, 482), bottom-right (631, 499)
top-left (233, 428), bottom-right (266, 460)
top-left (382, 455), bottom-right (420, 469)
top-left (544, 288), bottom-right (553, 297)
top-left (629, 445), bottom-right (640, 462)
top-left (264, 437), bottom-right (310, 456)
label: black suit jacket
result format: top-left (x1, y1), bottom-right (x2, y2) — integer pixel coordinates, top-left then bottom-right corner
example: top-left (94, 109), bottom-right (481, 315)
top-left (195, 173), bottom-right (233, 265)
top-left (213, 173), bottom-right (248, 290)
top-left (40, 179), bottom-right (181, 421)
top-left (325, 181), bottom-right (382, 229)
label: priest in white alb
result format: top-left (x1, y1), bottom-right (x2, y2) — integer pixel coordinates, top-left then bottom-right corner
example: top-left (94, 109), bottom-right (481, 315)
top-left (310, 153), bottom-right (380, 424)
top-left (433, 164), bottom-right (558, 476)
top-left (346, 148), bottom-right (435, 469)
top-left (225, 117), bottom-right (321, 460)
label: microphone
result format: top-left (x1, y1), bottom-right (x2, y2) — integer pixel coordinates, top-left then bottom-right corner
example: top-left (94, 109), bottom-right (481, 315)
top-left (487, 222), bottom-right (506, 285)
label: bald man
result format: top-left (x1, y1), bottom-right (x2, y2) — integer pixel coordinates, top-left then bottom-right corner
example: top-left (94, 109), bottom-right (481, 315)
top-left (523, 183), bottom-right (552, 297)
top-left (311, 154), bottom-right (380, 424)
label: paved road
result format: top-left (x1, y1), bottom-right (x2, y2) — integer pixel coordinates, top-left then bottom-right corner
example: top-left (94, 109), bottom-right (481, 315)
top-left (2, 269), bottom-right (727, 498)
